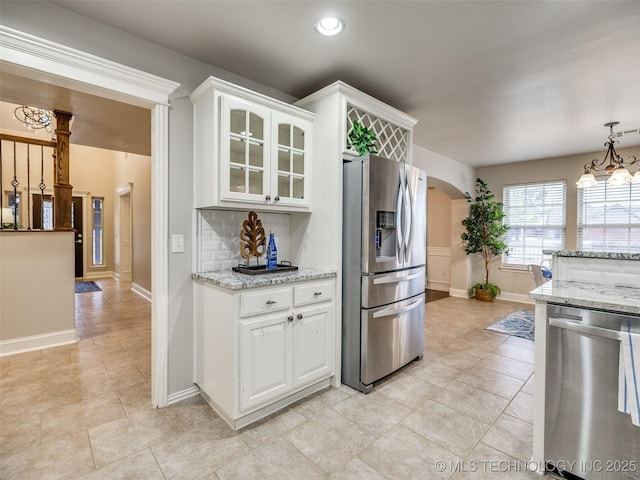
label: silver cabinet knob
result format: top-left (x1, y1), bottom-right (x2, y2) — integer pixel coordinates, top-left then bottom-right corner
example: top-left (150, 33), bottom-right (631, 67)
top-left (287, 315), bottom-right (294, 322)
top-left (274, 196), bottom-right (280, 201)
top-left (265, 195), bottom-right (271, 201)
top-left (265, 300), bottom-right (276, 305)
top-left (297, 313), bottom-right (303, 320)
top-left (313, 292), bottom-right (322, 297)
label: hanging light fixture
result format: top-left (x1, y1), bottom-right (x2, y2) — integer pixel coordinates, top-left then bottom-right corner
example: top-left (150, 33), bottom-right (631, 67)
top-left (13, 106), bottom-right (53, 133)
top-left (576, 122), bottom-right (639, 189)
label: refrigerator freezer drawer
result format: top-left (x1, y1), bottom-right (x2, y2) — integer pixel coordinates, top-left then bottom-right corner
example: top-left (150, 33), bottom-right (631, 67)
top-left (361, 294), bottom-right (424, 385)
top-left (361, 267), bottom-right (425, 309)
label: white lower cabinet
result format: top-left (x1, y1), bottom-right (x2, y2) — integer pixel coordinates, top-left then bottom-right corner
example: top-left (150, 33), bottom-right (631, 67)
top-left (194, 277), bottom-right (335, 430)
top-left (240, 312), bottom-right (292, 411)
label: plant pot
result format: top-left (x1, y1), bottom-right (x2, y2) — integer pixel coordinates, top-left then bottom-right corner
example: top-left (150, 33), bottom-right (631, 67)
top-left (475, 289), bottom-right (494, 302)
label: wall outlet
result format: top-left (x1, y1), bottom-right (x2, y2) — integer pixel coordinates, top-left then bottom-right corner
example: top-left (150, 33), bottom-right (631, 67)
top-left (171, 234), bottom-right (185, 253)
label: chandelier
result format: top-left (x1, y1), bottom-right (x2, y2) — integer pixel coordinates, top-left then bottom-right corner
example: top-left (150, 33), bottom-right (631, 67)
top-left (13, 106), bottom-right (53, 133)
top-left (576, 122), bottom-right (640, 189)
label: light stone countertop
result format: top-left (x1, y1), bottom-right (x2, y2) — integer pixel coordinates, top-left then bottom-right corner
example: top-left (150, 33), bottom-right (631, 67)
top-left (192, 267), bottom-right (337, 290)
top-left (530, 280), bottom-right (640, 315)
top-left (543, 250), bottom-right (640, 261)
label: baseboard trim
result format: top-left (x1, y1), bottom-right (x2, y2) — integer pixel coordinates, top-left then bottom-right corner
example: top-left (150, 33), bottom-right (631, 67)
top-left (132, 283), bottom-right (152, 302)
top-left (449, 288), bottom-right (469, 298)
top-left (0, 329), bottom-right (77, 357)
top-left (427, 281), bottom-right (451, 292)
top-left (167, 385), bottom-right (200, 405)
top-left (427, 247), bottom-right (452, 257)
top-left (497, 291), bottom-right (534, 304)
top-left (85, 270), bottom-right (114, 279)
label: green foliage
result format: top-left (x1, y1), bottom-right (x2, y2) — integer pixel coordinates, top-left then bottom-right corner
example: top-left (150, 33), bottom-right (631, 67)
top-left (461, 178), bottom-right (509, 291)
top-left (468, 282), bottom-right (501, 299)
top-left (347, 120), bottom-right (378, 156)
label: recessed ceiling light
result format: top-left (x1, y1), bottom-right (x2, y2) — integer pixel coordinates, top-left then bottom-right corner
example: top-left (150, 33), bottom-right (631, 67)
top-left (314, 17), bottom-right (345, 37)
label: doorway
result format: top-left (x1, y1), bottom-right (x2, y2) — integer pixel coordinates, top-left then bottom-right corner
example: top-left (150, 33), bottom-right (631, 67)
top-left (71, 196), bottom-right (83, 278)
top-left (2, 27), bottom-right (178, 407)
top-left (116, 183), bottom-right (133, 282)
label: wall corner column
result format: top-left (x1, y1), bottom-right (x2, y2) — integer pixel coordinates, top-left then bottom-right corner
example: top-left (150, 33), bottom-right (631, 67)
top-left (53, 110), bottom-right (73, 231)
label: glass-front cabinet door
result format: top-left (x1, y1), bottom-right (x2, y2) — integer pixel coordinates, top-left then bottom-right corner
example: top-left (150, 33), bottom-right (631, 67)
top-left (221, 95), bottom-right (271, 203)
top-left (271, 111), bottom-right (311, 208)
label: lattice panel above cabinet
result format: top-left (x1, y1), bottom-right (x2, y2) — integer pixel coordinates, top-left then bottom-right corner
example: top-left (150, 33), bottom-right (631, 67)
top-left (346, 105), bottom-right (410, 162)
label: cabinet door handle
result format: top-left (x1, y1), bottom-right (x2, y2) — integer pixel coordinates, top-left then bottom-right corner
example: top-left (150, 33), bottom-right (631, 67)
top-left (313, 292), bottom-right (322, 296)
top-left (265, 195), bottom-right (271, 201)
top-left (287, 315), bottom-right (294, 322)
top-left (274, 196), bottom-right (280, 201)
top-left (297, 313), bottom-right (303, 320)
top-left (265, 300), bottom-right (276, 305)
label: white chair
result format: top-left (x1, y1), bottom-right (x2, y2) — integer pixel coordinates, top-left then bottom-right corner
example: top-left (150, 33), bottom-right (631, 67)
top-left (528, 264), bottom-right (550, 288)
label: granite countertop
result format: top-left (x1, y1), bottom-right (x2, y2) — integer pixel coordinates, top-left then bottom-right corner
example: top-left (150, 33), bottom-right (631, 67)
top-left (543, 250), bottom-right (640, 261)
top-left (530, 280), bottom-right (640, 315)
top-left (192, 267), bottom-right (337, 290)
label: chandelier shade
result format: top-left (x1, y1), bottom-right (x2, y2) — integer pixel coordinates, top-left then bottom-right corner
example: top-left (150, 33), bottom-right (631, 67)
top-left (576, 122), bottom-right (639, 189)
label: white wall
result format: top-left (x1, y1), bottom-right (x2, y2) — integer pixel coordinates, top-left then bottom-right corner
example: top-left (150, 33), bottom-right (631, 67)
top-left (476, 146), bottom-right (639, 300)
top-left (413, 144), bottom-right (474, 197)
top-left (426, 185), bottom-right (452, 291)
top-left (0, 231), bottom-right (75, 354)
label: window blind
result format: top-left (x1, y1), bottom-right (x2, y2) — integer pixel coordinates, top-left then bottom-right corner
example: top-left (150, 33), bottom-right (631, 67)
top-left (503, 180), bottom-right (566, 265)
top-left (577, 181), bottom-right (640, 253)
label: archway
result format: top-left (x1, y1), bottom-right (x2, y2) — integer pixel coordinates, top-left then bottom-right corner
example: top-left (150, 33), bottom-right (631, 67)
top-left (426, 177), bottom-right (471, 298)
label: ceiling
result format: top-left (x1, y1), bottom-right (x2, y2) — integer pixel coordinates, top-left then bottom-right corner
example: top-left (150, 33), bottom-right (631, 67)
top-left (0, 73), bottom-right (151, 156)
top-left (6, 1), bottom-right (640, 166)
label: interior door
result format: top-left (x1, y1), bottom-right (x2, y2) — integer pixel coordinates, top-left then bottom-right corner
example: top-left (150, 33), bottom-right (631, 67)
top-left (71, 196), bottom-right (84, 278)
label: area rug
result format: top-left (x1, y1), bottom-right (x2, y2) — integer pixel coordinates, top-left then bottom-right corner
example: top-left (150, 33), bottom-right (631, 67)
top-left (75, 281), bottom-right (102, 293)
top-left (485, 309), bottom-right (535, 341)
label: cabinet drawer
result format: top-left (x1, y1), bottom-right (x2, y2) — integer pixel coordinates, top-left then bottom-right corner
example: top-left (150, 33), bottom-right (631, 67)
top-left (294, 281), bottom-right (334, 307)
top-left (241, 288), bottom-right (292, 317)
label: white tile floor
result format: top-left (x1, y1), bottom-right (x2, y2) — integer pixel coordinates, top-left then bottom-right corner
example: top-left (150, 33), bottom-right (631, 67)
top-left (0, 280), bottom-right (542, 479)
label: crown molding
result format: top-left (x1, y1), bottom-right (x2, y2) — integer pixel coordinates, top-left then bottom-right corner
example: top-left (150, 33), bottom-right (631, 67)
top-left (0, 26), bottom-right (180, 107)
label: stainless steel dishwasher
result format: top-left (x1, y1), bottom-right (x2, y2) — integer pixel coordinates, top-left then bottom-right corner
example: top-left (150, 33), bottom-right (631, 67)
top-left (545, 304), bottom-right (640, 480)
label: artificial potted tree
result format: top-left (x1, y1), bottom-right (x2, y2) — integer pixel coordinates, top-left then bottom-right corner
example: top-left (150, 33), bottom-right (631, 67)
top-left (461, 178), bottom-right (509, 302)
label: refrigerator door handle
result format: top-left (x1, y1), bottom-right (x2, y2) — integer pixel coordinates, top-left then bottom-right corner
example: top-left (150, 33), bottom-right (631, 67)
top-left (403, 179), bottom-right (413, 263)
top-left (372, 297), bottom-right (423, 318)
top-left (372, 269), bottom-right (423, 284)
top-left (395, 176), bottom-right (404, 262)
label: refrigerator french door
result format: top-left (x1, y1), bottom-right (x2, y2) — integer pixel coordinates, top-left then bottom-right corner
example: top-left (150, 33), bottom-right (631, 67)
top-left (342, 155), bottom-right (426, 393)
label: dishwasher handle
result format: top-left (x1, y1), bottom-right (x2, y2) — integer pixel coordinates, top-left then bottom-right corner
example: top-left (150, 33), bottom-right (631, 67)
top-left (549, 316), bottom-right (622, 341)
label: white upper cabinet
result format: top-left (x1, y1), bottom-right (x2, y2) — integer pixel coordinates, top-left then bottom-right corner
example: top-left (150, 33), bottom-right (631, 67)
top-left (221, 95), bottom-right (271, 204)
top-left (191, 76), bottom-right (314, 211)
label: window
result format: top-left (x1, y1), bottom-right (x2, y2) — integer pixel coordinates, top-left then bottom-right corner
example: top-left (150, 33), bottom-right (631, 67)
top-left (3, 191), bottom-right (20, 227)
top-left (92, 197), bottom-right (104, 265)
top-left (502, 181), bottom-right (566, 266)
top-left (577, 181), bottom-right (640, 253)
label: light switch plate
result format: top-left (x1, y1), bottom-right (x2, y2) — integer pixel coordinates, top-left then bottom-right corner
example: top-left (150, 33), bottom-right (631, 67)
top-left (171, 234), bottom-right (185, 253)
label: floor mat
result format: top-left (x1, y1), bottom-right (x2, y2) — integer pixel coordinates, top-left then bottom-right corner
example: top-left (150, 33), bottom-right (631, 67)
top-left (485, 309), bottom-right (535, 341)
top-left (75, 281), bottom-right (102, 293)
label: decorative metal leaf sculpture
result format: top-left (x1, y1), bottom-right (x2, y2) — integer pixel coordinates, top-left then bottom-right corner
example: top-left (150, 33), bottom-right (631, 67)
top-left (240, 211), bottom-right (267, 262)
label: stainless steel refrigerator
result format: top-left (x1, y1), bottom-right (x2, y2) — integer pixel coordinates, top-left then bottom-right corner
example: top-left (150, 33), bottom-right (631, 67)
top-left (342, 155), bottom-right (426, 393)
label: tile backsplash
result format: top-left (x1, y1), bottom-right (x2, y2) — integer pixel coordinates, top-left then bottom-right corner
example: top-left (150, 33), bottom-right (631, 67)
top-left (198, 210), bottom-right (290, 272)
